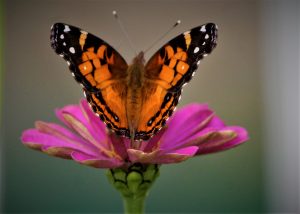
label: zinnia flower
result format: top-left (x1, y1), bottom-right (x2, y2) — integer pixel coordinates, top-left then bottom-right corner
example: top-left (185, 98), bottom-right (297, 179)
top-left (21, 100), bottom-right (248, 213)
top-left (21, 99), bottom-right (248, 168)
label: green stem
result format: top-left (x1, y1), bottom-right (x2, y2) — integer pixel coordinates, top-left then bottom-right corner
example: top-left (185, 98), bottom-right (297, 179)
top-left (123, 195), bottom-right (146, 214)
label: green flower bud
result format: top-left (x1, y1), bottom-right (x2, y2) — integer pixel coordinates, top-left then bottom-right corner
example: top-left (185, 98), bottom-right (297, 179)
top-left (107, 163), bottom-right (159, 199)
top-left (107, 163), bottom-right (160, 213)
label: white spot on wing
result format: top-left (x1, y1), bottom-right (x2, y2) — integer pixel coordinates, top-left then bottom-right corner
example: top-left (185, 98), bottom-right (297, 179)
top-left (205, 34), bottom-right (209, 39)
top-left (63, 42), bottom-right (66, 46)
top-left (64, 25), bottom-right (71, 32)
top-left (67, 61), bottom-right (71, 66)
top-left (200, 25), bottom-right (206, 32)
top-left (60, 34), bottom-right (64, 39)
top-left (197, 60), bottom-right (201, 65)
top-left (80, 30), bottom-right (88, 35)
top-left (183, 30), bottom-right (191, 35)
top-left (193, 47), bottom-right (200, 53)
top-left (202, 41), bottom-right (206, 45)
top-left (69, 47), bottom-right (75, 54)
top-left (203, 53), bottom-right (208, 57)
top-left (59, 54), bottom-right (64, 57)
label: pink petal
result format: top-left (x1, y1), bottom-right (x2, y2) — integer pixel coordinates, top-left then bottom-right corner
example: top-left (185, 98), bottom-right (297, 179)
top-left (41, 146), bottom-right (75, 159)
top-left (21, 128), bottom-right (97, 158)
top-left (143, 128), bottom-right (166, 152)
top-left (36, 121), bottom-right (99, 153)
top-left (205, 114), bottom-right (226, 129)
top-left (71, 151), bottom-right (124, 168)
top-left (55, 104), bottom-right (85, 128)
top-left (165, 104), bottom-right (212, 133)
top-left (57, 112), bottom-right (109, 152)
top-left (127, 149), bottom-right (160, 164)
top-left (172, 146), bottom-right (199, 156)
top-left (56, 101), bottom-right (108, 149)
top-left (109, 134), bottom-right (129, 160)
top-left (152, 146), bottom-right (199, 164)
top-left (80, 99), bottom-right (107, 141)
top-left (127, 146), bottom-right (198, 164)
top-left (196, 126), bottom-right (249, 155)
top-left (159, 104), bottom-right (216, 150)
top-left (165, 126), bottom-right (239, 153)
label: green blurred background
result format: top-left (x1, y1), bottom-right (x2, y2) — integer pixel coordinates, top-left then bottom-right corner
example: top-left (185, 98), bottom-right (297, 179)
top-left (1, 0), bottom-right (299, 213)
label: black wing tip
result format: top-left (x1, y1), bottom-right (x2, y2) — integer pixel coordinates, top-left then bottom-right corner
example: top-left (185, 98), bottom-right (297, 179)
top-left (205, 22), bottom-right (217, 27)
top-left (201, 23), bottom-right (217, 31)
top-left (50, 23), bottom-right (62, 54)
top-left (50, 23), bottom-right (73, 54)
top-left (198, 22), bottom-right (218, 51)
top-left (197, 23), bottom-right (218, 36)
top-left (51, 22), bottom-right (70, 31)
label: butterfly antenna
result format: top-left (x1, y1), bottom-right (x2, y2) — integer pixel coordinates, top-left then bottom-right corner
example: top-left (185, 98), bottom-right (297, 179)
top-left (112, 10), bottom-right (137, 55)
top-left (144, 19), bottom-right (181, 54)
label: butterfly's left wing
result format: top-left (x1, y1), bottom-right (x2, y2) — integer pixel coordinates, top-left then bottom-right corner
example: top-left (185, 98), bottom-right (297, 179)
top-left (136, 23), bottom-right (218, 140)
top-left (50, 23), bottom-right (130, 136)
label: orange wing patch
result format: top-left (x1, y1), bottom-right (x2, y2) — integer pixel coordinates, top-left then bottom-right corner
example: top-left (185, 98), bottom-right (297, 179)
top-left (176, 61), bottom-right (189, 75)
top-left (145, 45), bottom-right (190, 90)
top-left (94, 64), bottom-right (111, 83)
top-left (159, 65), bottom-right (175, 83)
top-left (85, 81), bottom-right (128, 135)
top-left (79, 61), bottom-right (93, 75)
top-left (136, 81), bottom-right (180, 138)
top-left (77, 44), bottom-right (121, 90)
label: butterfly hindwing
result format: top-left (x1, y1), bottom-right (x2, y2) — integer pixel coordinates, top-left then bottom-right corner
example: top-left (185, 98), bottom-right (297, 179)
top-left (136, 23), bottom-right (218, 139)
top-left (50, 23), bottom-right (129, 134)
top-left (84, 85), bottom-right (128, 137)
top-left (135, 85), bottom-right (181, 140)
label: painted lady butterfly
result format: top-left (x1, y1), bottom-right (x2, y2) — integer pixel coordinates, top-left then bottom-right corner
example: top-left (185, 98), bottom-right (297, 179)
top-left (50, 22), bottom-right (217, 141)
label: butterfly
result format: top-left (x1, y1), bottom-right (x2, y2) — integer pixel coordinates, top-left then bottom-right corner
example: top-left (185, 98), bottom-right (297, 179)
top-left (50, 22), bottom-right (217, 141)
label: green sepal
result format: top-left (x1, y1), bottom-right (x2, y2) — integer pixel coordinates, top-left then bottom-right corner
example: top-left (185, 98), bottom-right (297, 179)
top-left (106, 163), bottom-right (160, 214)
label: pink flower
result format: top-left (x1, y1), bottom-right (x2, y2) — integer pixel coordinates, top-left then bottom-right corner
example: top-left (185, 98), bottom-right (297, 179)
top-left (21, 100), bottom-right (248, 168)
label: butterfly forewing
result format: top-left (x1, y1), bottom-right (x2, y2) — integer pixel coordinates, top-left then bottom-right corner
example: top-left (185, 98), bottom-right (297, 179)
top-left (145, 23), bottom-right (217, 91)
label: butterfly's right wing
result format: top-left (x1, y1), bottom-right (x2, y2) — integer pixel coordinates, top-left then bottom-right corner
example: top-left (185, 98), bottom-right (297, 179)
top-left (50, 23), bottom-right (129, 136)
top-left (136, 23), bottom-right (218, 140)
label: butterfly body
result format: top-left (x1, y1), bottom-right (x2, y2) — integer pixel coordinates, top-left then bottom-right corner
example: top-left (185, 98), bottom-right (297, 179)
top-left (50, 22), bottom-right (217, 141)
top-left (125, 52), bottom-right (145, 140)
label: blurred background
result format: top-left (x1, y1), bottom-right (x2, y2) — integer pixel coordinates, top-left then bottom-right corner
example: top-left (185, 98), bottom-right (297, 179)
top-left (1, 0), bottom-right (299, 213)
